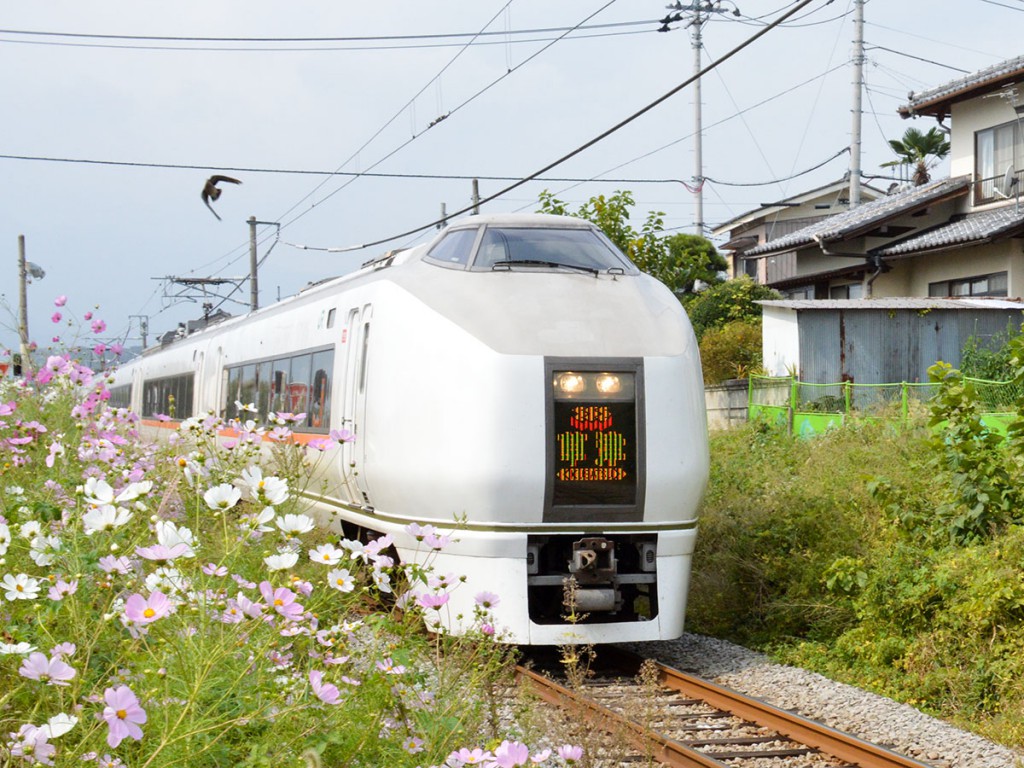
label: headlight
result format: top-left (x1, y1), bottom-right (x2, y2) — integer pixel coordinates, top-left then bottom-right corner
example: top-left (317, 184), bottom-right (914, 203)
top-left (552, 371), bottom-right (635, 401)
top-left (556, 372), bottom-right (588, 396)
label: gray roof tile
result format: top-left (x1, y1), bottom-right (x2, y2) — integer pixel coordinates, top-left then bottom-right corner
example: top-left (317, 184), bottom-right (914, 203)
top-left (899, 55), bottom-right (1024, 118)
top-left (744, 176), bottom-right (971, 257)
top-left (877, 205), bottom-right (1024, 256)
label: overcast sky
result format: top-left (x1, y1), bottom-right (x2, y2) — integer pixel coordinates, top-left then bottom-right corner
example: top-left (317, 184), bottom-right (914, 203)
top-left (1, 0), bottom-right (1020, 357)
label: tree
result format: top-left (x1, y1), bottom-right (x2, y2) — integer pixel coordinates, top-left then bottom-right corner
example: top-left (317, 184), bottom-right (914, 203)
top-left (536, 190), bottom-right (725, 297)
top-left (684, 275), bottom-right (781, 340)
top-left (880, 126), bottom-right (950, 186)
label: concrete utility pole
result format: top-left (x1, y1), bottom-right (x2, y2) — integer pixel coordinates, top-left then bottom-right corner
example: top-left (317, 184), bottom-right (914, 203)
top-left (249, 216), bottom-right (259, 311)
top-left (663, 2), bottom-right (738, 234)
top-left (471, 179), bottom-right (480, 215)
top-left (849, 0), bottom-right (865, 207)
top-left (17, 235), bottom-right (28, 375)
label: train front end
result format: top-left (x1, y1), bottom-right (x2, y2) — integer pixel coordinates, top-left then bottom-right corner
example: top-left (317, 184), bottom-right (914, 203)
top-left (363, 213), bottom-right (709, 644)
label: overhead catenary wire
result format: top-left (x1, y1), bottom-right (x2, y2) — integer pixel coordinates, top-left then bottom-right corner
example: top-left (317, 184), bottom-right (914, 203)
top-left (287, 0), bottom-right (820, 254)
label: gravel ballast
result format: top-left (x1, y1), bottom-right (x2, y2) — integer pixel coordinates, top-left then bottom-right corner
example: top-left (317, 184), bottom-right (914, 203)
top-left (626, 634), bottom-right (1023, 768)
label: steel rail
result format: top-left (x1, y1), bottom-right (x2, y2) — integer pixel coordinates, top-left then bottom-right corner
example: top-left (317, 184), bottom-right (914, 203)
top-left (515, 665), bottom-right (730, 768)
top-left (600, 646), bottom-right (934, 768)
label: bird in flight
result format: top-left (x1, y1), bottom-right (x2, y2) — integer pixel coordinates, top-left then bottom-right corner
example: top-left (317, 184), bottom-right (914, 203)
top-left (201, 175), bottom-right (242, 220)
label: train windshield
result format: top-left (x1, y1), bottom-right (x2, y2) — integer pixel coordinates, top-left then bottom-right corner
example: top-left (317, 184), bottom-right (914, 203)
top-left (425, 225), bottom-right (637, 274)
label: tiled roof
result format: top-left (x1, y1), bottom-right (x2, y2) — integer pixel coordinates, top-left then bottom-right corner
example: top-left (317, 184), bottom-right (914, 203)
top-left (877, 205), bottom-right (1024, 257)
top-left (758, 298), bottom-right (1024, 311)
top-left (899, 55), bottom-right (1024, 119)
top-left (744, 176), bottom-right (971, 257)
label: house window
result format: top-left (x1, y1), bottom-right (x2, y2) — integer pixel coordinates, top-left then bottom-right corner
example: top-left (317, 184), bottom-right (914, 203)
top-left (829, 283), bottom-right (864, 299)
top-left (975, 121), bottom-right (1022, 203)
top-left (928, 271), bottom-right (1008, 298)
top-left (783, 285), bottom-right (814, 300)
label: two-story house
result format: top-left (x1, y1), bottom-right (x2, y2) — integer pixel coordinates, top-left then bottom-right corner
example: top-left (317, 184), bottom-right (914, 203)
top-left (719, 55), bottom-right (1024, 300)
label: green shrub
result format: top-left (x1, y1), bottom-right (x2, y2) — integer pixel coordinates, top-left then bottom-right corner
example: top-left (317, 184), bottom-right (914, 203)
top-left (698, 319), bottom-right (763, 385)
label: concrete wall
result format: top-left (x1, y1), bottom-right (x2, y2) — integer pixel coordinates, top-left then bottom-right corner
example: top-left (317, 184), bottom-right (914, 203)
top-left (704, 379), bottom-right (749, 430)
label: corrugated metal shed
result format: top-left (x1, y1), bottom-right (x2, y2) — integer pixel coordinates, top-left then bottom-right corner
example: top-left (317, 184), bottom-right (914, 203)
top-left (759, 299), bottom-right (1024, 384)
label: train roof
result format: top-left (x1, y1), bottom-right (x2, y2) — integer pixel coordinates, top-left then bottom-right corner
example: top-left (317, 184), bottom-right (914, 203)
top-left (139, 213), bottom-right (615, 354)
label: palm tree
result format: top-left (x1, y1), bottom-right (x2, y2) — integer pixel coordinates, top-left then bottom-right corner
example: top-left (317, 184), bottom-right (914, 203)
top-left (880, 126), bottom-right (951, 186)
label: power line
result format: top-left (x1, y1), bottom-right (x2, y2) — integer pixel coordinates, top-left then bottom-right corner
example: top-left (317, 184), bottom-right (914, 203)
top-left (289, 0), bottom-right (819, 253)
top-left (0, 153), bottom-right (698, 185)
top-left (0, 19), bottom-right (655, 44)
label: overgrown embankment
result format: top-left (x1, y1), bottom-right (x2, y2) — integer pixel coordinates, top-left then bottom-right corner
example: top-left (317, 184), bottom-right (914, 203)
top-left (690, 361), bottom-right (1024, 745)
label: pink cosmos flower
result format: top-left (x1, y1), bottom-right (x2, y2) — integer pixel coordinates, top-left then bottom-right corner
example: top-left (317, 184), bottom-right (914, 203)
top-left (556, 745), bottom-right (583, 763)
top-left (258, 581), bottom-right (304, 621)
top-left (102, 685), bottom-right (146, 747)
top-left (309, 670), bottom-right (341, 705)
top-left (135, 543), bottom-right (189, 563)
top-left (474, 591), bottom-right (500, 609)
top-left (84, 311), bottom-right (93, 321)
top-left (47, 579), bottom-right (78, 601)
top-left (124, 591), bottom-right (172, 625)
top-left (202, 563), bottom-right (228, 576)
top-left (98, 555), bottom-right (133, 574)
top-left (375, 657), bottom-right (406, 675)
top-left (0, 401), bottom-right (15, 416)
top-left (93, 343), bottom-right (107, 356)
top-left (9, 725), bottom-right (55, 766)
top-left (417, 593), bottom-right (450, 611)
top-left (491, 740), bottom-right (530, 768)
top-left (111, 343), bottom-right (124, 356)
top-left (448, 747), bottom-right (492, 765)
top-left (51, 312), bottom-right (62, 323)
top-left (53, 296), bottom-right (67, 307)
top-left (19, 651), bottom-right (77, 686)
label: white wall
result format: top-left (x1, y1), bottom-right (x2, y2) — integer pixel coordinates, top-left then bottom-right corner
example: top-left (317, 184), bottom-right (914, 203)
top-left (761, 306), bottom-right (800, 376)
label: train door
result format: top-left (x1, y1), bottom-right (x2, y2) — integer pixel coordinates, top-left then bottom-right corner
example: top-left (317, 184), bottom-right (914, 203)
top-left (339, 304), bottom-right (372, 506)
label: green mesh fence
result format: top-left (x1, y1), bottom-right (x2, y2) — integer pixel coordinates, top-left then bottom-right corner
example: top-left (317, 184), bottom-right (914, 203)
top-left (747, 374), bottom-right (1022, 437)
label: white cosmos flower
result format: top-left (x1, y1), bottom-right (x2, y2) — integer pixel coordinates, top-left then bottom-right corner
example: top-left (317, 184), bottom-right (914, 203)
top-left (204, 483), bottom-right (242, 512)
top-left (41, 713), bottom-right (78, 739)
top-left (82, 477), bottom-right (116, 506)
top-left (3, 573), bottom-right (41, 601)
top-left (264, 551), bottom-right (299, 571)
top-left (0, 641), bottom-right (36, 654)
top-left (82, 504), bottom-right (132, 535)
top-left (242, 507), bottom-right (276, 533)
top-left (115, 480), bottom-right (153, 504)
top-left (156, 520), bottom-right (197, 557)
top-left (18, 521), bottom-right (41, 540)
top-left (0, 523), bottom-right (10, 556)
top-left (309, 543), bottom-right (344, 566)
top-left (326, 568), bottom-right (355, 593)
top-left (276, 514), bottom-right (315, 536)
top-left (145, 567), bottom-right (188, 595)
top-left (239, 466), bottom-right (289, 506)
top-left (29, 534), bottom-right (61, 567)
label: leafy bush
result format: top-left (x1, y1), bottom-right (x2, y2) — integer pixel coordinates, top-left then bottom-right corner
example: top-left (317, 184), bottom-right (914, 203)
top-left (683, 276), bottom-right (780, 340)
top-left (698, 319), bottom-right (763, 384)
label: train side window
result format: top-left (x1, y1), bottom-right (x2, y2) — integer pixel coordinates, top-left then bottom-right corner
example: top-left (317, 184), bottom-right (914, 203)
top-left (310, 349), bottom-right (334, 429)
top-left (257, 361), bottom-right (273, 420)
top-left (288, 354), bottom-right (312, 416)
top-left (326, 308), bottom-right (336, 329)
top-left (270, 360), bottom-right (289, 413)
top-left (240, 364), bottom-right (257, 411)
top-left (359, 323), bottom-right (370, 393)
top-left (225, 366), bottom-right (242, 419)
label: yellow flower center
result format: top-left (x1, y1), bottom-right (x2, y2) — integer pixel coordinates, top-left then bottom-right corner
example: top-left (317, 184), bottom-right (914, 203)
top-left (116, 709), bottom-right (128, 720)
top-left (274, 599), bottom-right (284, 606)
top-left (144, 608), bottom-right (156, 618)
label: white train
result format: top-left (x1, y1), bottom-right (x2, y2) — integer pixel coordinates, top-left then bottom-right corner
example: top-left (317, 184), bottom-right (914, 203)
top-left (109, 213), bottom-right (709, 645)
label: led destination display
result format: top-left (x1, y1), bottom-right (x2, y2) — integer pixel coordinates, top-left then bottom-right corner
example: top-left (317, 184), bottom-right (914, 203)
top-left (551, 370), bottom-right (637, 507)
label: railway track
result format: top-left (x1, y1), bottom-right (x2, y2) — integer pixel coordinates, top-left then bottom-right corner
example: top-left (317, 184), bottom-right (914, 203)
top-left (516, 645), bottom-right (935, 768)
